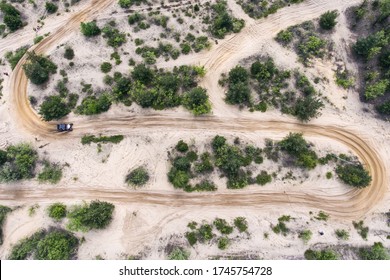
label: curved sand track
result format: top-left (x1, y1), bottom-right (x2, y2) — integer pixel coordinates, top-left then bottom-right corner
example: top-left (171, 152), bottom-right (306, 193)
top-left (3, 0), bottom-right (387, 219)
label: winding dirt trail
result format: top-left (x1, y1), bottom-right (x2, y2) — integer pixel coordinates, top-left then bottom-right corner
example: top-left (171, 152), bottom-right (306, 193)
top-left (3, 0), bottom-right (388, 219)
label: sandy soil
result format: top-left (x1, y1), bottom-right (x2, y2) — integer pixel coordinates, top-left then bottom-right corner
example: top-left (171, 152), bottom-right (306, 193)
top-left (0, 0), bottom-right (389, 260)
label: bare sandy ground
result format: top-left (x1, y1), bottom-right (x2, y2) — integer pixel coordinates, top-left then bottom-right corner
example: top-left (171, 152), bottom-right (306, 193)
top-left (0, 0), bottom-right (389, 259)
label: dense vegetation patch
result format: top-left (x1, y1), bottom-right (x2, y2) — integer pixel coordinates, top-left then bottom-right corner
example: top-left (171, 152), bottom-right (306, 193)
top-left (80, 21), bottom-right (101, 37)
top-left (126, 166), bottom-right (150, 187)
top-left (0, 205), bottom-right (12, 245)
top-left (168, 247), bottom-right (190, 260)
top-left (67, 200), bottom-right (114, 232)
top-left (221, 57), bottom-right (323, 121)
top-left (5, 46), bottom-right (28, 70)
top-left (210, 0), bottom-right (245, 39)
top-left (81, 135), bottom-right (124, 145)
top-left (23, 52), bottom-right (57, 85)
top-left (359, 242), bottom-right (390, 260)
top-left (0, 2), bottom-right (23, 32)
top-left (9, 228), bottom-right (79, 260)
top-left (236, 0), bottom-right (304, 19)
top-left (336, 163), bottom-right (371, 188)
top-left (38, 161), bottom-right (62, 184)
top-left (47, 203), bottom-right (67, 222)
top-left (304, 248), bottom-right (339, 260)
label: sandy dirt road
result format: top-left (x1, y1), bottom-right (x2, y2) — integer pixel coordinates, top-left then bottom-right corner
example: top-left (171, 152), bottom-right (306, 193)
top-left (2, 0), bottom-right (387, 220)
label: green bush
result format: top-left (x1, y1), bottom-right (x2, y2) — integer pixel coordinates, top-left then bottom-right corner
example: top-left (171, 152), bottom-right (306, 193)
top-left (75, 94), bottom-right (111, 115)
top-left (377, 101), bottom-right (390, 115)
top-left (81, 135), bottom-right (124, 145)
top-left (0, 205), bottom-right (11, 245)
top-left (67, 200), bottom-right (115, 232)
top-left (168, 168), bottom-right (190, 189)
top-left (353, 30), bottom-right (389, 60)
top-left (276, 30), bottom-right (293, 45)
top-left (193, 180), bottom-right (217, 192)
top-left (359, 242), bottom-right (390, 260)
top-left (314, 211), bottom-right (329, 221)
top-left (364, 80), bottom-right (389, 100)
top-left (353, 220), bottom-right (369, 240)
top-left (210, 1), bottom-right (244, 39)
top-left (233, 217), bottom-right (248, 232)
top-left (48, 203), bottom-right (67, 221)
top-left (102, 24), bottom-right (127, 48)
top-left (64, 47), bottom-right (75, 60)
top-left (256, 170), bottom-right (272, 186)
top-left (39, 95), bottom-right (71, 121)
top-left (298, 229), bottom-right (312, 244)
top-left (168, 247), bottom-right (190, 260)
top-left (185, 231), bottom-right (197, 246)
top-left (126, 167), bottom-right (149, 186)
top-left (100, 62), bottom-right (112, 73)
top-left (0, 143), bottom-right (38, 182)
top-left (198, 223), bottom-right (213, 242)
top-left (80, 21), bottom-right (101, 37)
top-left (9, 230), bottom-right (47, 260)
top-left (319, 10), bottom-right (338, 30)
top-left (38, 161), bottom-right (62, 184)
top-left (45, 2), bottom-right (58, 14)
top-left (5, 46), bottom-right (28, 70)
top-left (304, 249), bottom-right (338, 260)
top-left (336, 164), bottom-right (371, 188)
top-left (176, 140), bottom-right (189, 153)
top-left (213, 218), bottom-right (233, 235)
top-left (23, 52), bottom-right (57, 85)
top-left (217, 237), bottom-right (230, 250)
top-left (335, 229), bottom-right (349, 240)
top-left (0, 3), bottom-right (23, 32)
top-left (182, 87), bottom-right (211, 115)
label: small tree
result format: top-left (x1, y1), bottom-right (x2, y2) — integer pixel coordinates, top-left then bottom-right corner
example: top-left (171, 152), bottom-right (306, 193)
top-left (182, 87), bottom-right (211, 115)
top-left (100, 62), bottom-right (112, 73)
top-left (359, 242), bottom-right (390, 260)
top-left (64, 47), bottom-right (75, 60)
top-left (47, 203), bottom-right (67, 221)
top-left (45, 2), bottom-right (58, 14)
top-left (319, 10), bottom-right (338, 30)
top-left (39, 96), bottom-right (70, 121)
top-left (126, 167), bottom-right (149, 186)
top-left (80, 21), bottom-right (101, 37)
top-left (23, 52), bottom-right (57, 85)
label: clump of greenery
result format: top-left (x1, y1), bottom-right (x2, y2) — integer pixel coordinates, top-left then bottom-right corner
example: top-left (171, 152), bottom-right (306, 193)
top-left (47, 203), bottom-right (67, 221)
top-left (75, 94), bottom-right (111, 115)
top-left (272, 215), bottom-right (292, 236)
top-left (335, 69), bottom-right (354, 89)
top-left (168, 247), bottom-right (190, 260)
top-left (377, 101), bottom-right (390, 115)
top-left (9, 229), bottom-right (79, 260)
top-left (182, 87), bottom-right (211, 115)
top-left (5, 46), bottom-right (28, 70)
top-left (335, 229), bottom-right (349, 241)
top-left (314, 211), bottom-right (329, 221)
top-left (353, 220), bottom-right (369, 240)
top-left (39, 95), bottom-right (71, 121)
top-left (23, 52), bottom-right (57, 85)
top-left (80, 21), bottom-right (101, 37)
top-left (64, 47), bottom-right (75, 60)
top-left (336, 164), bottom-right (371, 188)
top-left (234, 217), bottom-right (248, 232)
top-left (304, 248), bottom-right (338, 260)
top-left (279, 133), bottom-right (318, 169)
top-left (319, 10), bottom-right (338, 30)
top-left (0, 143), bottom-right (38, 182)
top-left (38, 161), bottom-right (62, 184)
top-left (210, 0), bottom-right (245, 39)
top-left (353, 30), bottom-right (388, 61)
top-left (217, 236), bottom-right (230, 250)
top-left (237, 0), bottom-right (304, 19)
top-left (126, 167), bottom-right (150, 186)
top-left (81, 134), bottom-right (124, 145)
top-left (0, 2), bottom-right (23, 32)
top-left (119, 0), bottom-right (146, 8)
top-left (102, 22), bottom-right (127, 48)
top-left (176, 140), bottom-right (189, 153)
top-left (45, 2), bottom-right (58, 14)
top-left (359, 242), bottom-right (390, 260)
top-left (299, 230), bottom-right (312, 244)
top-left (0, 205), bottom-right (12, 245)
top-left (67, 201), bottom-right (115, 232)
top-left (256, 170), bottom-right (272, 185)
top-left (213, 218), bottom-right (234, 235)
top-left (100, 62), bottom-right (112, 73)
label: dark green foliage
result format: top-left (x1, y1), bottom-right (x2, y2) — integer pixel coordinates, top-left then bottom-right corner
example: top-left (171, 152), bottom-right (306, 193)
top-left (185, 231), bottom-right (197, 246)
top-left (0, 150), bottom-right (7, 166)
top-left (64, 47), bottom-right (75, 60)
top-left (256, 170), bottom-right (272, 185)
top-left (229, 66), bottom-right (249, 84)
top-left (299, 229), bottom-right (312, 244)
top-left (364, 80), bottom-right (389, 100)
top-left (276, 30), bottom-right (293, 45)
top-left (176, 140), bottom-right (189, 153)
top-left (67, 200), bottom-right (115, 231)
top-left (102, 23), bottom-right (127, 48)
top-left (5, 46), bottom-right (28, 70)
top-left (237, 0), bottom-right (304, 19)
top-left (45, 2), bottom-right (58, 14)
top-left (213, 218), bottom-right (233, 235)
top-left (198, 223), bottom-right (214, 242)
top-left (335, 229), bottom-right (349, 240)
top-left (81, 134), bottom-right (124, 145)
top-left (48, 203), bottom-right (67, 221)
top-left (272, 215), bottom-right (292, 235)
top-left (226, 81), bottom-right (251, 105)
top-left (336, 164), bottom-right (371, 188)
top-left (353, 30), bottom-right (389, 60)
top-left (9, 229), bottom-right (78, 260)
top-left (217, 237), bottom-right (230, 250)
top-left (314, 211), bottom-right (329, 221)
top-left (168, 168), bottom-right (190, 189)
top-left (0, 3), bottom-right (23, 31)
top-left (38, 161), bottom-right (62, 184)
top-left (23, 52), bottom-right (57, 85)
top-left (100, 62), bottom-right (112, 73)
top-left (80, 21), bottom-right (101, 37)
top-left (173, 156), bottom-right (191, 172)
top-left (119, 0), bottom-right (145, 8)
top-left (182, 87), bottom-right (211, 115)
top-left (0, 205), bottom-right (11, 245)
top-left (34, 36), bottom-right (44, 44)
top-left (0, 143), bottom-right (38, 182)
top-left (210, 1), bottom-right (245, 39)
top-left (193, 180), bottom-right (217, 192)
top-left (75, 94), bottom-right (111, 115)
top-left (377, 100), bottom-right (390, 115)
top-left (39, 95), bottom-right (71, 121)
top-left (126, 167), bottom-right (149, 186)
top-left (234, 217), bottom-right (248, 232)
top-left (359, 242), bottom-right (390, 260)
top-left (131, 64), bottom-right (154, 84)
top-left (195, 152), bottom-right (214, 173)
top-left (304, 249), bottom-right (338, 260)
top-left (353, 220), bottom-right (369, 240)
top-left (319, 10), bottom-right (338, 30)
top-left (168, 247), bottom-right (190, 260)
